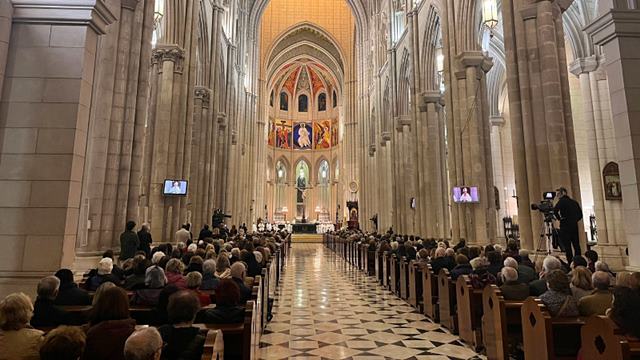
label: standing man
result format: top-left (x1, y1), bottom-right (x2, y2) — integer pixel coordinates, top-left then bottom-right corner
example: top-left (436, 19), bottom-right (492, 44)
top-left (553, 187), bottom-right (583, 262)
top-left (137, 223), bottom-right (153, 258)
top-left (120, 220), bottom-right (139, 262)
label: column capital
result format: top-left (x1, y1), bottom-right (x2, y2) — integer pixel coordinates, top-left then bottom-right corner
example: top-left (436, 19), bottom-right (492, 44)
top-left (569, 56), bottom-right (599, 76)
top-left (418, 90), bottom-right (444, 112)
top-left (231, 130), bottom-right (238, 145)
top-left (121, 0), bottom-right (140, 11)
top-left (586, 9), bottom-right (640, 47)
top-left (396, 115), bottom-right (411, 132)
top-left (151, 44), bottom-right (185, 73)
top-left (195, 87), bottom-right (211, 107)
top-left (490, 115), bottom-right (505, 127)
top-left (11, 0), bottom-right (116, 34)
top-left (381, 131), bottom-right (392, 143)
top-left (368, 144), bottom-right (376, 157)
top-left (457, 51), bottom-right (493, 73)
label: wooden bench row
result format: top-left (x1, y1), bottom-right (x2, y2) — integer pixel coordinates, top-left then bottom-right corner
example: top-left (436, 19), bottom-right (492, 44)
top-left (324, 234), bottom-right (640, 360)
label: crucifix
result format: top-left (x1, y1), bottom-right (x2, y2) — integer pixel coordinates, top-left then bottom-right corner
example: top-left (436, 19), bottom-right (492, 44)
top-left (295, 169), bottom-right (312, 222)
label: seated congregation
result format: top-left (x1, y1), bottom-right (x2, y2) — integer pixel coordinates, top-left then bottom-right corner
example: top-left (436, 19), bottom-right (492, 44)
top-left (0, 225), bottom-right (288, 360)
top-left (327, 231), bottom-right (640, 359)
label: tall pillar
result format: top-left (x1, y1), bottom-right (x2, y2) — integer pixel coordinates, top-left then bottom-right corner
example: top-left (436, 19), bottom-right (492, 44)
top-left (189, 87), bottom-right (211, 230)
top-left (586, 2), bottom-right (640, 270)
top-left (0, 0), bottom-right (114, 297)
top-left (0, 0), bottom-right (12, 101)
top-left (501, 0), bottom-right (582, 250)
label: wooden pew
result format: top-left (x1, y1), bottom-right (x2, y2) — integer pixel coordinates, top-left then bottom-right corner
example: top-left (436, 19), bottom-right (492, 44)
top-left (375, 249), bottom-right (383, 284)
top-left (367, 248), bottom-right (376, 276)
top-left (481, 285), bottom-right (525, 360)
top-left (438, 268), bottom-right (457, 334)
top-left (408, 260), bottom-right (423, 310)
top-left (456, 275), bottom-right (484, 351)
top-left (197, 300), bottom-right (255, 360)
top-left (521, 297), bottom-right (585, 360)
top-left (389, 254), bottom-right (399, 295)
top-left (399, 257), bottom-right (409, 299)
top-left (422, 264), bottom-right (439, 321)
top-left (581, 315), bottom-right (640, 360)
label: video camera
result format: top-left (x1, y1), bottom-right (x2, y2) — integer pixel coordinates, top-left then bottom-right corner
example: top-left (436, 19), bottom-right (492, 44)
top-left (531, 191), bottom-right (556, 222)
top-left (212, 209), bottom-right (232, 227)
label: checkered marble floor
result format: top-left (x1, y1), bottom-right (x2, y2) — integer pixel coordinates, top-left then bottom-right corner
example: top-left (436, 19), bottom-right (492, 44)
top-left (258, 244), bottom-right (485, 360)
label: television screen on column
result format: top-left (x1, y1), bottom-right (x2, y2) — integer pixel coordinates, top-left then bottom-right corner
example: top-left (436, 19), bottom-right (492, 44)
top-left (452, 186), bottom-right (479, 203)
top-left (163, 179), bottom-right (188, 196)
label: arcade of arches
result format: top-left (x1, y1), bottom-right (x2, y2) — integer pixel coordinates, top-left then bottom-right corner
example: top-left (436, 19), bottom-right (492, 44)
top-left (2, 0), bottom-right (640, 329)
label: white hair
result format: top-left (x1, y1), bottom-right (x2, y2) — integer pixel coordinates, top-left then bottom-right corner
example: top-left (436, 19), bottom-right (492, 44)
top-left (503, 257), bottom-right (518, 269)
top-left (501, 267), bottom-right (518, 282)
top-left (151, 251), bottom-right (165, 265)
top-left (542, 256), bottom-right (562, 273)
top-left (493, 244), bottom-right (503, 253)
top-left (254, 251), bottom-right (263, 264)
top-left (187, 243), bottom-right (198, 253)
top-left (203, 259), bottom-right (216, 275)
top-left (124, 327), bottom-right (162, 360)
top-left (97, 257), bottom-right (113, 275)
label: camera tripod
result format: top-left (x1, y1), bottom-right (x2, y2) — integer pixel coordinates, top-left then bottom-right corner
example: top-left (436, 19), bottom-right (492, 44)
top-left (536, 216), bottom-right (556, 255)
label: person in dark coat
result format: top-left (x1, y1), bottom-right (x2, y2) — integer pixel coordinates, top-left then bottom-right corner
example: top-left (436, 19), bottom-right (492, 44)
top-left (158, 291), bottom-right (206, 360)
top-left (499, 267), bottom-right (530, 300)
top-left (120, 220), bottom-right (139, 262)
top-left (87, 258), bottom-right (122, 291)
top-left (81, 287), bottom-right (136, 360)
top-left (31, 276), bottom-right (82, 328)
top-left (200, 259), bottom-right (219, 291)
top-left (198, 225), bottom-right (213, 241)
top-left (230, 262), bottom-right (252, 302)
top-left (553, 187), bottom-right (583, 263)
top-left (196, 279), bottom-right (245, 324)
top-left (450, 254), bottom-right (473, 280)
top-left (123, 260), bottom-right (148, 290)
top-left (136, 223), bottom-right (153, 258)
top-left (486, 251), bottom-right (504, 278)
top-left (54, 269), bottom-right (91, 306)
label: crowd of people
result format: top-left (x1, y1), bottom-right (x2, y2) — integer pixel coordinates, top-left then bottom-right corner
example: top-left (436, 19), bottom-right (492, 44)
top-left (0, 221), bottom-right (286, 360)
top-left (338, 229), bottom-right (640, 342)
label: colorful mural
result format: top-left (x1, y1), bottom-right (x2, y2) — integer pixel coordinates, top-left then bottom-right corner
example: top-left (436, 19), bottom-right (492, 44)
top-left (274, 119), bottom-right (292, 149)
top-left (331, 118), bottom-right (338, 145)
top-left (293, 122), bottom-right (313, 150)
top-left (267, 119), bottom-right (276, 147)
top-left (282, 67), bottom-right (300, 96)
top-left (314, 120), bottom-right (331, 149)
top-left (308, 67), bottom-right (325, 96)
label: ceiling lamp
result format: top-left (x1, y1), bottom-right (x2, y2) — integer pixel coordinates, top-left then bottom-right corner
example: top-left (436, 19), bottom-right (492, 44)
top-left (154, 0), bottom-right (165, 29)
top-left (482, 0), bottom-right (499, 37)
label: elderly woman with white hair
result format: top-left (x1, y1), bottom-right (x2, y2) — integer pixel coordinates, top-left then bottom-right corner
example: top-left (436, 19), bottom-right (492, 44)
top-left (201, 259), bottom-right (219, 290)
top-left (0, 292), bottom-right (44, 359)
top-left (87, 257), bottom-right (122, 291)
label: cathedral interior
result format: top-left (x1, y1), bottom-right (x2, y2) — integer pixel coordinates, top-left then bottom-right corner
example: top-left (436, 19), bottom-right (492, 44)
top-left (1, 0), bottom-right (640, 357)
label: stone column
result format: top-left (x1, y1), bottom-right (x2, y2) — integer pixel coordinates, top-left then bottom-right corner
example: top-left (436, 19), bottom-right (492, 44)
top-left (490, 115), bottom-right (506, 238)
top-left (586, 1), bottom-right (640, 270)
top-left (0, 0), bottom-right (12, 102)
top-left (0, 0), bottom-right (114, 297)
top-left (189, 87), bottom-right (211, 231)
top-left (502, 0), bottom-right (582, 250)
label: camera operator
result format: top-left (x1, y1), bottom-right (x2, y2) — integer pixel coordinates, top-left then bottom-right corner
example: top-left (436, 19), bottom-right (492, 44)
top-left (553, 187), bottom-right (583, 262)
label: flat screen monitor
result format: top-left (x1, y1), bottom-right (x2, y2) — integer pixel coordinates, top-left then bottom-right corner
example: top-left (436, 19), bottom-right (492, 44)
top-left (452, 186), bottom-right (479, 203)
top-left (163, 179), bottom-right (188, 196)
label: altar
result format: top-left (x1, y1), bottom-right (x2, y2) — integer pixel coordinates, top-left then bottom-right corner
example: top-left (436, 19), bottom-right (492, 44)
top-left (292, 223), bottom-right (317, 234)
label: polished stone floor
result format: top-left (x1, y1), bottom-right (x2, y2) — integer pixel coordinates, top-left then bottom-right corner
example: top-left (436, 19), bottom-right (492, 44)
top-left (258, 244), bottom-right (485, 360)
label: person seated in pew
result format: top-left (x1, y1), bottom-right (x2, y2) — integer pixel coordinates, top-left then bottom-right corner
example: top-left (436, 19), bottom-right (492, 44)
top-left (131, 263), bottom-right (167, 306)
top-left (215, 252), bottom-right (232, 279)
top-left (570, 255), bottom-right (588, 270)
top-left (185, 272), bottom-right (211, 307)
top-left (165, 259), bottom-right (187, 289)
top-left (519, 249), bottom-right (535, 270)
top-left (32, 276), bottom-right (83, 328)
top-left (406, 245), bottom-right (417, 261)
top-left (416, 249), bottom-right (430, 266)
top-left (154, 285), bottom-right (181, 326)
top-left (595, 261), bottom-right (616, 285)
top-left (39, 326), bottom-right (86, 360)
top-left (201, 259), bottom-right (220, 291)
top-left (504, 256), bottom-right (535, 285)
top-left (486, 251), bottom-right (503, 278)
top-left (124, 327), bottom-right (163, 360)
top-left (54, 269), bottom-right (91, 306)
top-left (616, 271), bottom-right (640, 290)
top-left (196, 279), bottom-right (246, 324)
top-left (539, 269), bottom-right (579, 317)
top-left (451, 254), bottom-right (473, 280)
top-left (470, 256), bottom-right (496, 288)
top-left (578, 271), bottom-right (613, 316)
top-left (607, 286), bottom-right (640, 338)
top-left (230, 262), bottom-right (253, 302)
top-left (124, 257), bottom-right (150, 290)
top-left (584, 249), bottom-right (598, 273)
top-left (570, 266), bottom-right (593, 301)
top-left (240, 248), bottom-right (261, 278)
top-left (82, 286), bottom-right (136, 360)
top-left (503, 239), bottom-right (521, 262)
top-left (87, 257), bottom-right (123, 291)
top-left (0, 292), bottom-right (44, 359)
top-left (185, 255), bottom-right (204, 274)
top-left (430, 247), bottom-right (454, 274)
top-left (529, 256), bottom-right (563, 296)
top-left (499, 267), bottom-right (529, 300)
top-left (158, 291), bottom-right (207, 360)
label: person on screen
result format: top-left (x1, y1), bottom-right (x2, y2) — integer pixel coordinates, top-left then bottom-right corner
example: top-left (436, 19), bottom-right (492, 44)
top-left (169, 181), bottom-right (182, 194)
top-left (460, 187), bottom-right (473, 202)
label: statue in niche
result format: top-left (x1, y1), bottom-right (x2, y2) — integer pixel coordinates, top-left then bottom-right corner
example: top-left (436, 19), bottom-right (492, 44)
top-left (603, 162), bottom-right (622, 200)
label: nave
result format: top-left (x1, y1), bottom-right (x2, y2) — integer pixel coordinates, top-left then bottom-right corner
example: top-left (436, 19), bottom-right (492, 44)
top-left (259, 244), bottom-right (482, 360)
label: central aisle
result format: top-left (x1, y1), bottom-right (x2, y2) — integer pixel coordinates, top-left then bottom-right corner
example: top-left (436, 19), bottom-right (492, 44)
top-left (258, 244), bottom-right (484, 360)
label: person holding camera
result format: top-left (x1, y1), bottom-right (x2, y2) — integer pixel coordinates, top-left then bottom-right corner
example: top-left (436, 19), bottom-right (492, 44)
top-left (553, 187), bottom-right (583, 262)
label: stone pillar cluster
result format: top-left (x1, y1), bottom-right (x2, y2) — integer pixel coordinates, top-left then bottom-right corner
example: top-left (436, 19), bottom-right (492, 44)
top-left (501, 0), bottom-right (582, 250)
